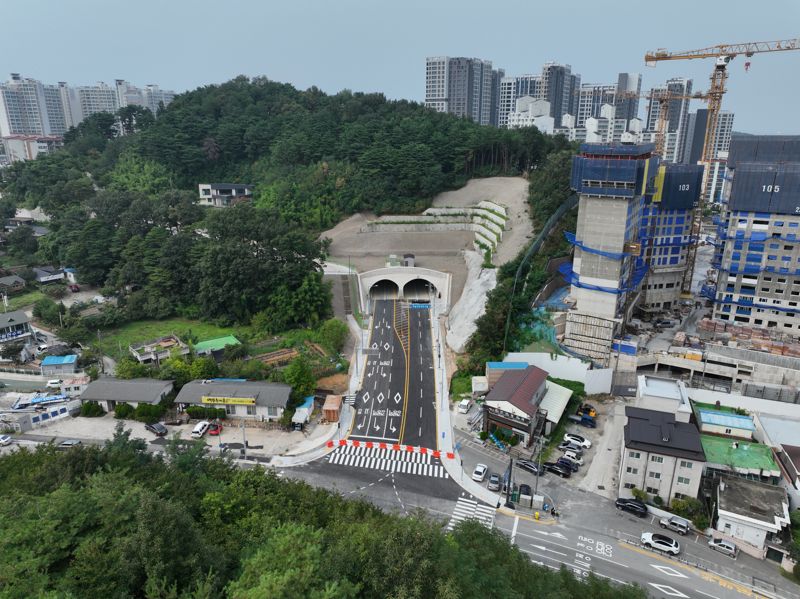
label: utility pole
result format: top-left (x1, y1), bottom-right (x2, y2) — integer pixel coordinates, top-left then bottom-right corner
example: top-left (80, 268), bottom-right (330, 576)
top-left (533, 435), bottom-right (544, 501)
top-left (241, 420), bottom-right (247, 460)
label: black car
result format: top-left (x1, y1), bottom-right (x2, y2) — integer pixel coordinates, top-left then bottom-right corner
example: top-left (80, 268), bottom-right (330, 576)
top-left (543, 462), bottom-right (571, 478)
top-left (516, 460), bottom-right (543, 475)
top-left (556, 457), bottom-right (579, 472)
top-left (145, 422), bottom-right (168, 437)
top-left (518, 483), bottom-right (532, 497)
top-left (615, 497), bottom-right (648, 517)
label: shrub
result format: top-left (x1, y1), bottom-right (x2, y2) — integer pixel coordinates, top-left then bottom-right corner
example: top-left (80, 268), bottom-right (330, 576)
top-left (794, 560), bottom-right (800, 580)
top-left (631, 487), bottom-right (647, 502)
top-left (133, 403), bottom-right (165, 424)
top-left (509, 435), bottom-right (520, 447)
top-left (43, 285), bottom-right (67, 300)
top-left (185, 406), bottom-right (226, 420)
top-left (671, 497), bottom-right (710, 530)
top-left (114, 403), bottom-right (134, 419)
top-left (479, 431), bottom-right (488, 441)
top-left (80, 401), bottom-right (105, 417)
top-left (653, 496), bottom-right (664, 506)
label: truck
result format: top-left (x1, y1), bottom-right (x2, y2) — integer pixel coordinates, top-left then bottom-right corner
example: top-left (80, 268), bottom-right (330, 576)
top-left (567, 414), bottom-right (596, 428)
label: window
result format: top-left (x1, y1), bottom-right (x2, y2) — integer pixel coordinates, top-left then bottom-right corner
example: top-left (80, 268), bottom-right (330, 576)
top-left (624, 483), bottom-right (636, 489)
top-left (674, 493), bottom-right (686, 500)
top-left (646, 486), bottom-right (660, 494)
top-left (626, 467), bottom-right (638, 475)
top-left (648, 471), bottom-right (662, 480)
top-left (677, 476), bottom-right (690, 485)
top-left (225, 404), bottom-right (236, 415)
top-left (679, 460), bottom-right (693, 469)
top-left (650, 455), bottom-right (664, 463)
top-left (267, 406), bottom-right (280, 417)
top-left (628, 451), bottom-right (640, 459)
top-left (246, 405), bottom-right (256, 416)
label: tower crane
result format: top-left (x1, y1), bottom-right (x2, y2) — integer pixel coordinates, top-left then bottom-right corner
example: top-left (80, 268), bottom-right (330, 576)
top-left (644, 38), bottom-right (800, 295)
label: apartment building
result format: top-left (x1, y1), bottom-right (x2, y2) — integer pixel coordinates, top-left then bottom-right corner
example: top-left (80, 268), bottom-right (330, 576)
top-left (645, 78), bottom-right (693, 163)
top-left (619, 406), bottom-right (706, 505)
top-left (424, 57), bottom-right (501, 126)
top-left (682, 109), bottom-right (735, 202)
top-left (498, 74), bottom-right (541, 128)
top-left (709, 135), bottom-right (800, 335)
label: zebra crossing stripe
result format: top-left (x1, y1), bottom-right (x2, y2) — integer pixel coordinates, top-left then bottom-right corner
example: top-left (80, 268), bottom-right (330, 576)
top-left (327, 444), bottom-right (447, 478)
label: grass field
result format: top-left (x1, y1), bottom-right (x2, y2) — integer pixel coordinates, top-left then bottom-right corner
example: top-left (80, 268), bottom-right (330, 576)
top-left (521, 338), bottom-right (562, 354)
top-left (96, 318), bottom-right (253, 360)
top-left (7, 290), bottom-right (46, 312)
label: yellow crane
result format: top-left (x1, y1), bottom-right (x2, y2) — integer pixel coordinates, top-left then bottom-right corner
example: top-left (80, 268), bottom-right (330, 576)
top-left (644, 38), bottom-right (800, 295)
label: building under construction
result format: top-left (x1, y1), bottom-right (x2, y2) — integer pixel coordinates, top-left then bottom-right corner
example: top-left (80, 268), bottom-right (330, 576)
top-left (707, 135), bottom-right (800, 335)
top-left (561, 142), bottom-right (703, 364)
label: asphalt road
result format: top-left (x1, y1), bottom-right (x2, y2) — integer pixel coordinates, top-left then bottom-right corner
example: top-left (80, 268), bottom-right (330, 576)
top-left (349, 299), bottom-right (437, 449)
top-left (350, 299), bottom-right (407, 443)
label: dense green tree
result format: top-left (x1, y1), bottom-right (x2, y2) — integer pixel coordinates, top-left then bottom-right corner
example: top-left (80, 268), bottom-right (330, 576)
top-left (317, 318), bottom-right (349, 354)
top-left (282, 355), bottom-right (315, 400)
top-left (6, 224), bottom-right (38, 257)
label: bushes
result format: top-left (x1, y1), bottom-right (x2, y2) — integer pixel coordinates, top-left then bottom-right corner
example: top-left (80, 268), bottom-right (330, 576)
top-left (671, 497), bottom-right (710, 530)
top-left (80, 401), bottom-right (105, 417)
top-left (114, 403), bottom-right (134, 419)
top-left (113, 402), bottom-right (165, 423)
top-left (631, 487), bottom-right (647, 502)
top-left (185, 406), bottom-right (226, 421)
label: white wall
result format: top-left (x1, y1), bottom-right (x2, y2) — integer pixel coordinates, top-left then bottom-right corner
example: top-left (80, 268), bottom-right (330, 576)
top-left (504, 352), bottom-right (612, 394)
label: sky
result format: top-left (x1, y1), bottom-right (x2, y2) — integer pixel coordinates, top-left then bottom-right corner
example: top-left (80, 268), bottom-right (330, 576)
top-left (4, 0), bottom-right (799, 134)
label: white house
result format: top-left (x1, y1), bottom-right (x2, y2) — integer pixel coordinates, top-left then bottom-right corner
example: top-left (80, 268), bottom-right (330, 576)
top-left (175, 379), bottom-right (291, 422)
top-left (715, 475), bottom-right (791, 560)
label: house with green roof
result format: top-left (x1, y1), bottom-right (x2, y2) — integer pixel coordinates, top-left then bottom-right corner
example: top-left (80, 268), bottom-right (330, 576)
top-left (701, 434), bottom-right (781, 484)
top-left (194, 336), bottom-right (241, 361)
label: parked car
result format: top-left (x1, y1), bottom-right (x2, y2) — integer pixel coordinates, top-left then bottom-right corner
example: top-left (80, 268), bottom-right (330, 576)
top-left (471, 463), bottom-right (488, 482)
top-left (68, 284), bottom-right (80, 292)
top-left (557, 441), bottom-right (583, 455)
top-left (543, 462), bottom-right (571, 478)
top-left (563, 433), bottom-right (592, 449)
top-left (46, 379), bottom-right (62, 389)
top-left (58, 439), bottom-right (82, 450)
top-left (208, 423), bottom-right (223, 436)
top-left (567, 414), bottom-right (596, 428)
top-left (145, 422), bottom-right (168, 437)
top-left (191, 420), bottom-right (210, 438)
top-left (36, 344), bottom-right (49, 354)
top-left (641, 532), bottom-right (681, 555)
top-left (518, 483), bottom-right (532, 497)
top-left (655, 319), bottom-right (675, 328)
top-left (556, 457), bottom-right (579, 472)
top-left (487, 473), bottom-right (502, 491)
top-left (0, 434), bottom-right (12, 446)
top-left (659, 515), bottom-right (690, 535)
top-left (457, 398), bottom-right (471, 414)
top-left (517, 460), bottom-right (543, 475)
top-left (562, 451), bottom-right (584, 466)
top-left (615, 497), bottom-right (648, 517)
top-left (708, 538), bottom-right (738, 558)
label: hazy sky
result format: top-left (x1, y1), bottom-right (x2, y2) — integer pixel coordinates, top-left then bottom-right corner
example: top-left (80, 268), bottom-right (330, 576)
top-left (5, 0), bottom-right (799, 134)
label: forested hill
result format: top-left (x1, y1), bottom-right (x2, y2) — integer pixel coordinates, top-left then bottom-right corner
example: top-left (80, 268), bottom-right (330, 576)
top-left (4, 76), bottom-right (568, 229)
top-left (0, 76), bottom-right (568, 329)
top-left (0, 431), bottom-right (648, 599)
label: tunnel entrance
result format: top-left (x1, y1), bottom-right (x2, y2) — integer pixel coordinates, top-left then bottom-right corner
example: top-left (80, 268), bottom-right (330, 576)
top-left (369, 279), bottom-right (400, 300)
top-left (403, 278), bottom-right (437, 303)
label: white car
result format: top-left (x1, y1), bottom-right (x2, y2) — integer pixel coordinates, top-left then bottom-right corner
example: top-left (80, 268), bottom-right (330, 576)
top-left (0, 434), bottom-right (12, 446)
top-left (641, 532), bottom-right (680, 555)
top-left (471, 463), bottom-right (488, 482)
top-left (563, 432), bottom-right (592, 449)
top-left (457, 399), bottom-right (471, 414)
top-left (191, 420), bottom-right (210, 438)
top-left (562, 451), bottom-right (584, 466)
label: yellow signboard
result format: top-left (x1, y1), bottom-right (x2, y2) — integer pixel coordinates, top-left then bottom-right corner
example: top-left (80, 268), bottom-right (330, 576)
top-left (201, 396), bottom-right (255, 406)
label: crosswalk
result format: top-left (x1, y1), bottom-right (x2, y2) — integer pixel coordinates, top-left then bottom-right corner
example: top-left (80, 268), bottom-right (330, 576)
top-left (446, 496), bottom-right (496, 531)
top-left (327, 444), bottom-right (448, 478)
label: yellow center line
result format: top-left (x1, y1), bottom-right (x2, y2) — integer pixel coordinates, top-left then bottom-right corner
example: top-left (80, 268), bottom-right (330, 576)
top-left (617, 542), bottom-right (754, 596)
top-left (393, 300), bottom-right (411, 443)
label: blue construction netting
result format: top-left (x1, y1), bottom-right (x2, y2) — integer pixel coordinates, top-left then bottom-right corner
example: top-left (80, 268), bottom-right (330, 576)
top-left (712, 262), bottom-right (800, 276)
top-left (701, 287), bottom-right (800, 315)
top-left (563, 231), bottom-right (628, 260)
top-left (558, 263), bottom-right (648, 294)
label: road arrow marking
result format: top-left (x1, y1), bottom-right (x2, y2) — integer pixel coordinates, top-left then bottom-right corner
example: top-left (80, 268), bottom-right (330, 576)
top-left (373, 422), bottom-right (380, 431)
top-left (389, 422), bottom-right (397, 433)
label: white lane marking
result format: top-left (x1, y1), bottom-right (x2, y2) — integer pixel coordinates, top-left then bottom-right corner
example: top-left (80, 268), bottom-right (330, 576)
top-left (511, 516), bottom-right (519, 544)
top-left (530, 544), bottom-right (567, 557)
top-left (695, 591), bottom-right (720, 599)
top-left (650, 565), bottom-right (688, 578)
top-left (648, 584), bottom-right (688, 598)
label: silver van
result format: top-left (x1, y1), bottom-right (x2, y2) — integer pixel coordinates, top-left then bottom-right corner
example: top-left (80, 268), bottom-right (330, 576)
top-left (708, 537), bottom-right (738, 558)
top-left (659, 515), bottom-right (690, 535)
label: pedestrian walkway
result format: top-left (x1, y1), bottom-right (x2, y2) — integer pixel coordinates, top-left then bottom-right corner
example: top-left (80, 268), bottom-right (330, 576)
top-left (327, 444), bottom-right (449, 478)
top-left (446, 496), bottom-right (496, 531)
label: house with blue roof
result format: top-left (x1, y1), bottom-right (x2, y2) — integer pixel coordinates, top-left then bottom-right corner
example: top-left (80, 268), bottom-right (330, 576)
top-left (697, 408), bottom-right (756, 441)
top-left (40, 354), bottom-right (78, 377)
